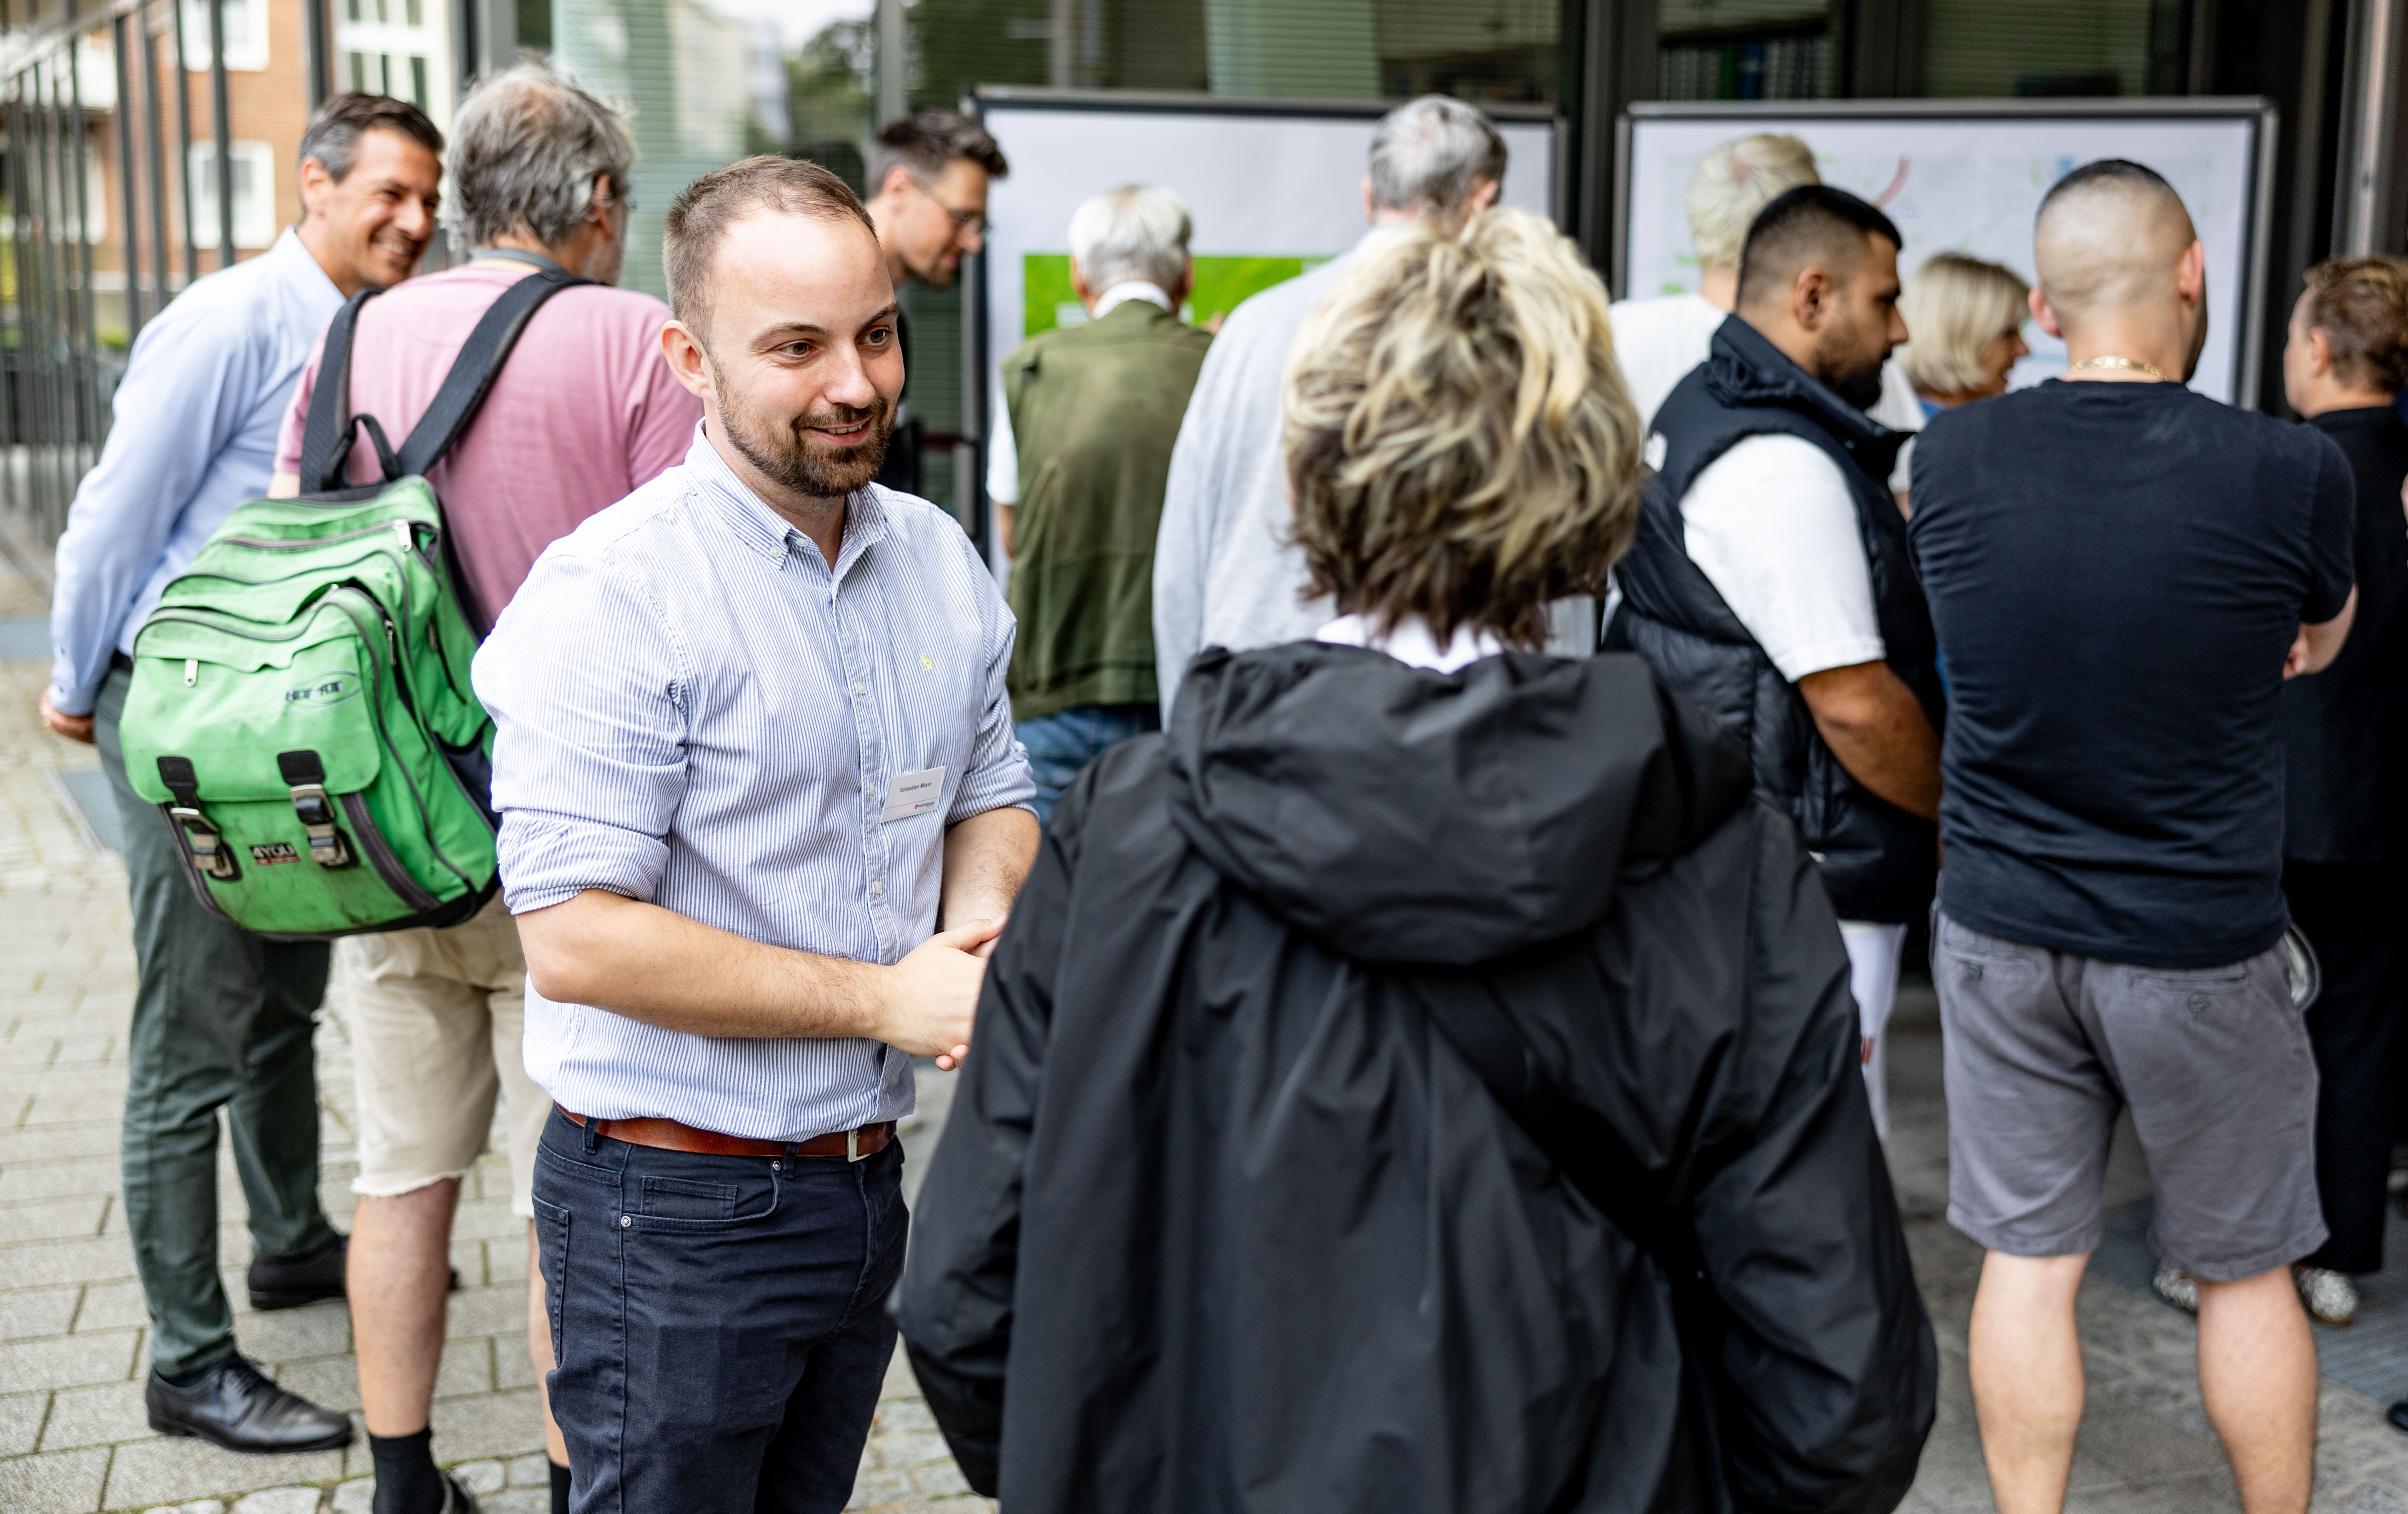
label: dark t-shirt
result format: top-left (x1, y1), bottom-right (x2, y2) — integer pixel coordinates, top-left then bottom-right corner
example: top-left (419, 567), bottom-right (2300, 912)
top-left (2282, 407), bottom-right (2408, 863)
top-left (1909, 381), bottom-right (2355, 968)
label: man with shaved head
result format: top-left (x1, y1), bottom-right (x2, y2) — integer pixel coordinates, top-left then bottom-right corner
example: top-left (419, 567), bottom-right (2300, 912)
top-left (1617, 184), bottom-right (1943, 1140)
top-left (473, 156), bottom-right (1038, 1510)
top-left (1909, 159), bottom-right (2357, 1514)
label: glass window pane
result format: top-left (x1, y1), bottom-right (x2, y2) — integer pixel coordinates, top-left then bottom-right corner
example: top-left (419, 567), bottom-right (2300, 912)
top-left (1923, 0), bottom-right (2186, 97)
top-left (1655, 0), bottom-right (1839, 101)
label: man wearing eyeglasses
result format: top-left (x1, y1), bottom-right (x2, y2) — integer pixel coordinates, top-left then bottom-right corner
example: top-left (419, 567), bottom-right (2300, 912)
top-left (863, 109), bottom-right (1009, 495)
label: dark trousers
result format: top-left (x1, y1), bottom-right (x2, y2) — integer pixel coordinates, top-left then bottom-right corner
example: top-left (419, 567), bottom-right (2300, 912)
top-left (95, 664), bottom-right (337, 1376)
top-left (533, 1107), bottom-right (907, 1514)
top-left (2286, 859), bottom-right (2408, 1274)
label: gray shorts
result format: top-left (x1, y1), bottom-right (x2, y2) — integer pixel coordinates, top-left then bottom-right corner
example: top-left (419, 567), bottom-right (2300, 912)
top-left (1934, 911), bottom-right (2326, 1281)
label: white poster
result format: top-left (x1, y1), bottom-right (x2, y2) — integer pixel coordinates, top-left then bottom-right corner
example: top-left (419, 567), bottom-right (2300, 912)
top-left (1623, 109), bottom-right (2268, 404)
top-left (977, 98), bottom-right (1559, 495)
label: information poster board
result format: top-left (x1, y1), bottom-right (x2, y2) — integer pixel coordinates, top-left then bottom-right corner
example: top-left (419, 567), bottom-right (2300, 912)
top-left (970, 89), bottom-right (1560, 556)
top-left (1618, 100), bottom-right (2276, 405)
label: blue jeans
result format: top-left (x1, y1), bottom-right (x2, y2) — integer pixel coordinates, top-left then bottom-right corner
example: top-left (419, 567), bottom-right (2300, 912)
top-left (533, 1109), bottom-right (907, 1513)
top-left (1014, 701), bottom-right (1161, 822)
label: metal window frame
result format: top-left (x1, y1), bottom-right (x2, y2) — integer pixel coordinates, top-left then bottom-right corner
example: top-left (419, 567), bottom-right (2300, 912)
top-left (0, 0), bottom-right (254, 578)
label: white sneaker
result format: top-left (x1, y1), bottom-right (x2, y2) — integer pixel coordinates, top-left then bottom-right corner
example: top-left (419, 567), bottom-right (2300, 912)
top-left (2294, 1265), bottom-right (2358, 1326)
top-left (2152, 1262), bottom-right (2200, 1315)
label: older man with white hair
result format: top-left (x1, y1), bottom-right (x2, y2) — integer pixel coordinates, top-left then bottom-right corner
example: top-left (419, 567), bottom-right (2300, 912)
top-left (989, 184), bottom-right (1212, 816)
top-left (1151, 95), bottom-right (1503, 718)
top-left (1911, 158), bottom-right (2356, 1514)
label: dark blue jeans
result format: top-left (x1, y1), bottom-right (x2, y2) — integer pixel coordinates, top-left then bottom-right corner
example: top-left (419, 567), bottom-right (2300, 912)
top-left (532, 1108), bottom-right (907, 1513)
top-left (1014, 701), bottom-right (1161, 822)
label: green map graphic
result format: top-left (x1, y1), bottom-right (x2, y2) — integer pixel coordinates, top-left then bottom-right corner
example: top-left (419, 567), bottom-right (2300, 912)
top-left (1020, 253), bottom-right (1331, 339)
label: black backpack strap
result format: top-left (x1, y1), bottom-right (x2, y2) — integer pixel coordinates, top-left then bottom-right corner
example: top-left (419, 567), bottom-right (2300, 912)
top-left (395, 267), bottom-right (592, 478)
top-left (296, 287), bottom-right (382, 494)
top-left (1411, 972), bottom-right (1706, 1279)
top-left (1409, 970), bottom-right (1733, 1508)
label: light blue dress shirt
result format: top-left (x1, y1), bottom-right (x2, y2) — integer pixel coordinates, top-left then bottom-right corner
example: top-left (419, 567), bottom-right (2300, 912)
top-left (46, 229), bottom-right (344, 713)
top-left (474, 426), bottom-right (1037, 1141)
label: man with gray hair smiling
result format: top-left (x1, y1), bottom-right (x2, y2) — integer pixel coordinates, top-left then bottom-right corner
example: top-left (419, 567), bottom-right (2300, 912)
top-left (270, 59), bottom-right (700, 1514)
top-left (1151, 94), bottom-right (1503, 718)
top-left (988, 185), bottom-right (1212, 815)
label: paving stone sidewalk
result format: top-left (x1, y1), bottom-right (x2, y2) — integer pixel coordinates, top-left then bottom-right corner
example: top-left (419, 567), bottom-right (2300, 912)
top-left (7, 550), bottom-right (2408, 1510)
top-left (0, 564), bottom-right (986, 1513)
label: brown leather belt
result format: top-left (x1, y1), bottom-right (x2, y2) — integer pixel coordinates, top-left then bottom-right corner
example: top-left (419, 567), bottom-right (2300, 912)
top-left (558, 1107), bottom-right (892, 1163)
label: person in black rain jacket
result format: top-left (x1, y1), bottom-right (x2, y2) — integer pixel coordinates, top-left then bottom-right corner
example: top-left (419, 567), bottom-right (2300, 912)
top-left (892, 207), bottom-right (1937, 1514)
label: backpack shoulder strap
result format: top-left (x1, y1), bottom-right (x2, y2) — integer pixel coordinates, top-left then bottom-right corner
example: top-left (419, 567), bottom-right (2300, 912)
top-left (394, 268), bottom-right (593, 479)
top-left (1409, 971), bottom-right (1707, 1283)
top-left (296, 287), bottom-right (381, 495)
top-left (1409, 968), bottom-right (1732, 1506)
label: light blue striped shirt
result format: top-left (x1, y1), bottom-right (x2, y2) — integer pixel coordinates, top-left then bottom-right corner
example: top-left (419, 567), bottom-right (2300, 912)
top-left (474, 426), bottom-right (1036, 1140)
top-left (47, 229), bottom-right (343, 713)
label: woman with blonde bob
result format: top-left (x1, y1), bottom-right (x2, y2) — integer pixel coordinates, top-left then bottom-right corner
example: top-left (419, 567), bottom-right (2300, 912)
top-left (1897, 251), bottom-right (2032, 410)
top-left (895, 208), bottom-right (1936, 1514)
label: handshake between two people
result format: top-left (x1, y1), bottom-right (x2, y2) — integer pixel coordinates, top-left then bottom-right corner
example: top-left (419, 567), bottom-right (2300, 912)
top-left (891, 914), bottom-right (1006, 1070)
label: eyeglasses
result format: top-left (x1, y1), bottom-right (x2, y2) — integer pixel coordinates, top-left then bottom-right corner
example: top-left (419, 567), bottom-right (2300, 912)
top-left (911, 177), bottom-right (990, 241)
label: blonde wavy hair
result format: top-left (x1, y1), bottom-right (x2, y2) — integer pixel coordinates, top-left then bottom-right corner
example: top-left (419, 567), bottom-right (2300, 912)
top-left (1897, 252), bottom-right (2030, 395)
top-left (1282, 208), bottom-right (1644, 649)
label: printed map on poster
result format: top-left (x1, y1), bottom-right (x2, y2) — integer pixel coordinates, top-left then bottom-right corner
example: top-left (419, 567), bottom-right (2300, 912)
top-left (1624, 114), bottom-right (2261, 403)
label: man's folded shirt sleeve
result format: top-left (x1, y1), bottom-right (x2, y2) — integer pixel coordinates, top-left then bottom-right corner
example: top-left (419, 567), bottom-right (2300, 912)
top-left (474, 547), bottom-right (690, 913)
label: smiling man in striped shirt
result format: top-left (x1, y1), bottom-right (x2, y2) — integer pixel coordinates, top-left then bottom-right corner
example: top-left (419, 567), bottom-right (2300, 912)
top-left (472, 156), bottom-right (1037, 1514)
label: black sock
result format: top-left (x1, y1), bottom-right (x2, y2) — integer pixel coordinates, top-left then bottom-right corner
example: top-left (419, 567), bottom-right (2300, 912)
top-left (369, 1427), bottom-right (443, 1514)
top-left (550, 1458), bottom-right (571, 1514)
top-left (155, 1362), bottom-right (216, 1389)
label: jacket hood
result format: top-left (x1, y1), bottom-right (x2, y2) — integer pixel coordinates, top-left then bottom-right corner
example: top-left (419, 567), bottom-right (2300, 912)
top-left (1166, 642), bottom-right (1753, 965)
top-left (1703, 316), bottom-right (1906, 485)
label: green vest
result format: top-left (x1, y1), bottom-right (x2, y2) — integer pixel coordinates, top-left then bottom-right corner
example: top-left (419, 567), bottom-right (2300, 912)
top-left (1002, 299), bottom-right (1212, 720)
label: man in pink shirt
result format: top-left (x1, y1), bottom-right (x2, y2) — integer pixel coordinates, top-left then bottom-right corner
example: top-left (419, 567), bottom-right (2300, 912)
top-left (269, 62), bottom-right (699, 1514)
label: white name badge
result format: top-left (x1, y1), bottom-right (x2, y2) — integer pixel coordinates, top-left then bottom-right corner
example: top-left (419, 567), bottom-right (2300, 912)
top-left (881, 766), bottom-right (945, 823)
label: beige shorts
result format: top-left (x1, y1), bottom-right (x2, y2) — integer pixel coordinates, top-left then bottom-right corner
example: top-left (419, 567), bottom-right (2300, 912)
top-left (335, 894), bottom-right (548, 1219)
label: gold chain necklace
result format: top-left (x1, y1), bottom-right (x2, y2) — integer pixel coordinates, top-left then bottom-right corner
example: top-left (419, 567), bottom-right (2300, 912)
top-left (2068, 355), bottom-right (2170, 381)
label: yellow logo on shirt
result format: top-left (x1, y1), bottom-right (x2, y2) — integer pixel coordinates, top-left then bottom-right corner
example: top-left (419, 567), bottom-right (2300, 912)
top-left (920, 654), bottom-right (934, 671)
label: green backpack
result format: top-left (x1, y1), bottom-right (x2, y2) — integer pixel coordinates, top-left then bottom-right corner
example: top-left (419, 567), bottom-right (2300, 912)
top-left (118, 266), bottom-right (588, 939)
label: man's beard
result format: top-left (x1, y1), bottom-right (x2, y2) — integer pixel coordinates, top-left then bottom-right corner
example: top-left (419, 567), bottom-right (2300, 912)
top-left (717, 381), bottom-right (893, 499)
top-left (1814, 311), bottom-right (1889, 411)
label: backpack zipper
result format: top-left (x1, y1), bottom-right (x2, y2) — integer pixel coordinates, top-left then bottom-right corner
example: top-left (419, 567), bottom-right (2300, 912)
top-left (338, 791), bottom-right (441, 912)
top-left (220, 521), bottom-right (428, 551)
top-left (326, 590), bottom-right (481, 893)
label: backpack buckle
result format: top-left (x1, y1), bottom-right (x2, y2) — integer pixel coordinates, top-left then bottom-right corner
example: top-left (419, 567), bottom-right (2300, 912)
top-left (287, 784), bottom-right (355, 869)
top-left (155, 756), bottom-right (238, 882)
top-left (168, 806), bottom-right (239, 880)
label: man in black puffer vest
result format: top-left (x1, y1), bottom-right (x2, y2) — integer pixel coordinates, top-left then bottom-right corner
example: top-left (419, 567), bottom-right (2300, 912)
top-left (1615, 186), bottom-right (1943, 1136)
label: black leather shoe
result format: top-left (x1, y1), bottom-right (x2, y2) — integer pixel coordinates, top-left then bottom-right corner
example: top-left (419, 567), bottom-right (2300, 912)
top-left (2389, 1399), bottom-right (2408, 1435)
top-left (248, 1235), bottom-right (348, 1311)
top-left (146, 1355), bottom-right (354, 1453)
top-left (437, 1469), bottom-right (482, 1512)
top-left (249, 1235), bottom-right (460, 1311)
